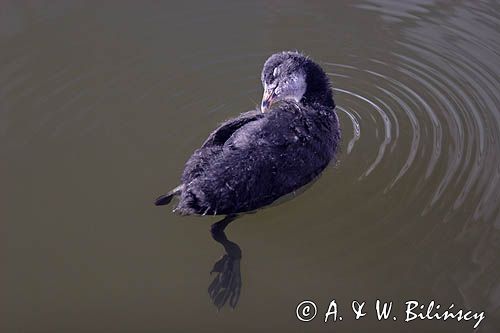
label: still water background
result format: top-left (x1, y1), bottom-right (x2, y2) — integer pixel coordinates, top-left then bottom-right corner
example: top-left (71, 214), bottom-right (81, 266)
top-left (2, 1), bottom-right (500, 332)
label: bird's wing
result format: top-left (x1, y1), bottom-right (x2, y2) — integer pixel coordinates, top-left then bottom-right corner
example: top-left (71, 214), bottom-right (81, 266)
top-left (201, 110), bottom-right (263, 148)
top-left (178, 103), bottom-right (338, 215)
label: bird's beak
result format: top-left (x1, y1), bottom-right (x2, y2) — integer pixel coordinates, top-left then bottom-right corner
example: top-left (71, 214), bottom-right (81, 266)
top-left (261, 88), bottom-right (276, 113)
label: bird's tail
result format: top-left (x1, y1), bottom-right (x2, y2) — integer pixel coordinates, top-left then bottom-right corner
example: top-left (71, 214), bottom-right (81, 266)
top-left (154, 185), bottom-right (183, 206)
top-left (154, 193), bottom-right (175, 206)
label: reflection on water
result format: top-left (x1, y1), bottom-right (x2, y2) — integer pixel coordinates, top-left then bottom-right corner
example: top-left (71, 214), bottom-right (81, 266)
top-left (2, 0), bottom-right (500, 332)
top-left (208, 215), bottom-right (242, 309)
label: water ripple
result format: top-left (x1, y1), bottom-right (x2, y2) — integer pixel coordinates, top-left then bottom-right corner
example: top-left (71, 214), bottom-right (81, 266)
top-left (325, 6), bottom-right (500, 223)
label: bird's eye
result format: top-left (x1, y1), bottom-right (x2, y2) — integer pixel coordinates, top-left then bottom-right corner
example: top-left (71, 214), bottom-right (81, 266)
top-left (272, 67), bottom-right (279, 78)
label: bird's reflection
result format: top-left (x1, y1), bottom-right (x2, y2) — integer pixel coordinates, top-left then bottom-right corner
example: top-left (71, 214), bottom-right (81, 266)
top-left (208, 214), bottom-right (242, 309)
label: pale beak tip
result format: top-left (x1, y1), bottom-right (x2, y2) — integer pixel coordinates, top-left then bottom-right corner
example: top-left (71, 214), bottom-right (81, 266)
top-left (261, 100), bottom-right (270, 112)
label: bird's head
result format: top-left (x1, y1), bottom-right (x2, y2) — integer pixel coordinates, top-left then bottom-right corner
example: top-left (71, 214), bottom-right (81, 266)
top-left (260, 51), bottom-right (334, 112)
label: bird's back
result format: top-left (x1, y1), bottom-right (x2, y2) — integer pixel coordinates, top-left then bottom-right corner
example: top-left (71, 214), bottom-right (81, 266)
top-left (175, 101), bottom-right (340, 215)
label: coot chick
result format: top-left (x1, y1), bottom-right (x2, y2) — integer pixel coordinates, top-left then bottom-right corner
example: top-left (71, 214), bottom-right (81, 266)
top-left (155, 51), bottom-right (340, 217)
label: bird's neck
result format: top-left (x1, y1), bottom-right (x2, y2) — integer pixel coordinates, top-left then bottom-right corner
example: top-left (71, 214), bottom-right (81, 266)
top-left (302, 62), bottom-right (336, 109)
top-left (302, 88), bottom-right (335, 109)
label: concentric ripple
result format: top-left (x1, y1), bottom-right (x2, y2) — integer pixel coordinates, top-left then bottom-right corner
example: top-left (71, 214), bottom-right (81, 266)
top-left (325, 1), bottom-right (500, 228)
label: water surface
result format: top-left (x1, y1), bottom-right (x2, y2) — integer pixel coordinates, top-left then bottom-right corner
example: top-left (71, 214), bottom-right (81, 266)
top-left (2, 1), bottom-right (500, 332)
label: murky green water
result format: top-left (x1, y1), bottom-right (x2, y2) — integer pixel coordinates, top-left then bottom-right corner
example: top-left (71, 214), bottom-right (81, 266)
top-left (3, 1), bottom-right (500, 332)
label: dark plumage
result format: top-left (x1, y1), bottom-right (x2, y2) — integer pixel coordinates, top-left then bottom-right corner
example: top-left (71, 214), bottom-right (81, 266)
top-left (155, 51), bottom-right (341, 216)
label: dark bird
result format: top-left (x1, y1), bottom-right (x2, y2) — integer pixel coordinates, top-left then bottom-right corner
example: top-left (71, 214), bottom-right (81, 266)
top-left (155, 51), bottom-right (341, 227)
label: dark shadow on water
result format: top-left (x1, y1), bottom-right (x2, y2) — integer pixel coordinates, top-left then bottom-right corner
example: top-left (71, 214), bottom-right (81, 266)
top-left (208, 214), bottom-right (242, 310)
